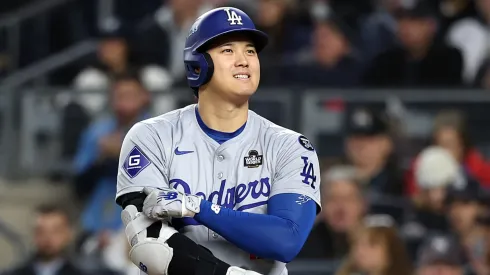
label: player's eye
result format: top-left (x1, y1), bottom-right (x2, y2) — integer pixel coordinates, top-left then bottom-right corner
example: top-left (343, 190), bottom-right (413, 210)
top-left (221, 48), bottom-right (233, 53)
top-left (246, 49), bottom-right (256, 54)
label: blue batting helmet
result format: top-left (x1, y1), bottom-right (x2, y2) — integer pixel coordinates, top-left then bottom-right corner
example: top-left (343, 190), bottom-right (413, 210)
top-left (183, 7), bottom-right (269, 91)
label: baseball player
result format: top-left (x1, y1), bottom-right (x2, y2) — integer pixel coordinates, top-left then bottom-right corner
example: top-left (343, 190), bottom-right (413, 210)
top-left (115, 7), bottom-right (321, 275)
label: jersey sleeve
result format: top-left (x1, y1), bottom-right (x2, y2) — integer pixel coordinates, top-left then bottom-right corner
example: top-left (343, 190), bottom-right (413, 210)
top-left (271, 134), bottom-right (321, 211)
top-left (116, 122), bottom-right (169, 199)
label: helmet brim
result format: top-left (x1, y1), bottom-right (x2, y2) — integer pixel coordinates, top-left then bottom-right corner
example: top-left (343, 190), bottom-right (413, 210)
top-left (195, 28), bottom-right (269, 54)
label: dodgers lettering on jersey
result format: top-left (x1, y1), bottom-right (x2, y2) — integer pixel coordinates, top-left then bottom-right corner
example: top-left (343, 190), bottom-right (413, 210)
top-left (116, 105), bottom-right (321, 275)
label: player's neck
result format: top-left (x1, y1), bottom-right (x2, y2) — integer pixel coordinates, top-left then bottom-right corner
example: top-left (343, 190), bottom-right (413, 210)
top-left (197, 96), bottom-right (248, 133)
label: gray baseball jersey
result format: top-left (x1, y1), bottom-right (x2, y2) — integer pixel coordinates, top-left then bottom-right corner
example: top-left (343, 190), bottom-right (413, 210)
top-left (116, 104), bottom-right (321, 275)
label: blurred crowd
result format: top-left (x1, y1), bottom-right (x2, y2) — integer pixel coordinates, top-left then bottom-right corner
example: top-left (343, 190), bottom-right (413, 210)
top-left (2, 0), bottom-right (490, 275)
top-left (2, 0), bottom-right (490, 90)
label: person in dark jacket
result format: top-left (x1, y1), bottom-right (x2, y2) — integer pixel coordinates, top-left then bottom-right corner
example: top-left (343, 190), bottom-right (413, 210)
top-left (3, 205), bottom-right (85, 275)
top-left (363, 0), bottom-right (464, 88)
top-left (446, 178), bottom-right (489, 266)
top-left (265, 13), bottom-right (365, 88)
top-left (344, 107), bottom-right (405, 197)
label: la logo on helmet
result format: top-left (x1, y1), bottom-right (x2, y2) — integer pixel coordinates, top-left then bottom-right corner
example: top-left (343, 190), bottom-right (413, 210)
top-left (224, 8), bottom-right (243, 25)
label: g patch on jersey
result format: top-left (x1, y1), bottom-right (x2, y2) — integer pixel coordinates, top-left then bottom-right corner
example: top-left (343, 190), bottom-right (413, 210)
top-left (123, 146), bottom-right (151, 178)
top-left (298, 135), bottom-right (314, 151)
top-left (243, 150), bottom-right (263, 168)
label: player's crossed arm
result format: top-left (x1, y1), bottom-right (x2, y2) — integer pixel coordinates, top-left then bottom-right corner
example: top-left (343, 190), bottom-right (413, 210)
top-left (117, 123), bottom-right (263, 275)
top-left (142, 135), bottom-right (321, 263)
top-left (119, 192), bottom-right (264, 275)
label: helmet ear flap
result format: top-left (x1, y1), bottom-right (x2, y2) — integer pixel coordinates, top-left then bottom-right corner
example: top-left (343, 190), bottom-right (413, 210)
top-left (184, 51), bottom-right (215, 89)
top-left (189, 52), bottom-right (214, 97)
top-left (200, 52), bottom-right (214, 86)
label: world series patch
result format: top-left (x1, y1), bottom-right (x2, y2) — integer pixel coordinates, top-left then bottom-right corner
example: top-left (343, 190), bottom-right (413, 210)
top-left (244, 150), bottom-right (263, 168)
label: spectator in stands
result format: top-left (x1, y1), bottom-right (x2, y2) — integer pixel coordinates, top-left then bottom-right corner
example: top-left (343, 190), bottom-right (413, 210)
top-left (72, 72), bottom-right (150, 261)
top-left (406, 110), bottom-right (490, 195)
top-left (274, 14), bottom-right (365, 87)
top-left (132, 0), bottom-right (211, 84)
top-left (446, 0), bottom-right (490, 85)
top-left (446, 178), bottom-right (488, 267)
top-left (74, 19), bottom-right (171, 109)
top-left (74, 19), bottom-right (135, 93)
top-left (4, 204), bottom-right (84, 275)
top-left (413, 146), bottom-right (461, 213)
top-left (402, 146), bottom-right (456, 259)
top-left (336, 214), bottom-right (413, 275)
top-left (407, 146), bottom-right (457, 224)
top-left (361, 0), bottom-right (402, 60)
top-left (298, 165), bottom-right (366, 259)
top-left (363, 0), bottom-right (464, 88)
top-left (415, 235), bottom-right (468, 275)
top-left (432, 110), bottom-right (490, 186)
top-left (344, 108), bottom-right (405, 197)
top-left (253, 0), bottom-right (311, 67)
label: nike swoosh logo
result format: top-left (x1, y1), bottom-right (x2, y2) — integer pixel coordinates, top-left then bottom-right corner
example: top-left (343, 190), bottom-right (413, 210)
top-left (175, 147), bottom-right (194, 155)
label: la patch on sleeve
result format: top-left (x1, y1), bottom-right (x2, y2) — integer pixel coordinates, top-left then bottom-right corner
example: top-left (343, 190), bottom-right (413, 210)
top-left (123, 146), bottom-right (151, 178)
top-left (298, 135), bottom-right (314, 151)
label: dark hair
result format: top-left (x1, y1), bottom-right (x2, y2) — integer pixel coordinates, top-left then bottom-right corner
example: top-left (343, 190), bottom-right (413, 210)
top-left (336, 224), bottom-right (413, 275)
top-left (111, 69), bottom-right (143, 86)
top-left (36, 204), bottom-right (72, 225)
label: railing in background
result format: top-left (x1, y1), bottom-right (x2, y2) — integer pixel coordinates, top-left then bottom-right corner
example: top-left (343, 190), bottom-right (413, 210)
top-left (0, 0), bottom-right (77, 75)
top-left (0, 219), bottom-right (28, 269)
top-left (287, 259), bottom-right (342, 275)
top-left (0, 87), bottom-right (489, 179)
top-left (300, 89), bottom-right (490, 158)
top-left (0, 91), bottom-right (14, 178)
top-left (0, 40), bottom-right (98, 88)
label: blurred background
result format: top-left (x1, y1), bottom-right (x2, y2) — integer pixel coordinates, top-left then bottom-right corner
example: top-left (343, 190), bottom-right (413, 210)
top-left (0, 0), bottom-right (490, 274)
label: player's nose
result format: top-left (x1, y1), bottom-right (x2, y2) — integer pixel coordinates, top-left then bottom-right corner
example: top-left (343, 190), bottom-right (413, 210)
top-left (234, 51), bottom-right (249, 68)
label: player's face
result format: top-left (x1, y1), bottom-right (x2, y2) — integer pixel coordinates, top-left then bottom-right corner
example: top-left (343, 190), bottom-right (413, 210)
top-left (206, 34), bottom-right (260, 101)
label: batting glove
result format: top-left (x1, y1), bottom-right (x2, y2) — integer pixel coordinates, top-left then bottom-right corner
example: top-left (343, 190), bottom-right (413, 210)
top-left (142, 187), bottom-right (202, 220)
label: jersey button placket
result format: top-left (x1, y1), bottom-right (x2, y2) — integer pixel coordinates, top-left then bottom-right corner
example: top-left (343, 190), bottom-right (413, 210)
top-left (211, 151), bottom-right (225, 240)
top-left (217, 155), bottom-right (224, 178)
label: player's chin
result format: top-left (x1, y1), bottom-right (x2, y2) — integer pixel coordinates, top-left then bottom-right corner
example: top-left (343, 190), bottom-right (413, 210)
top-left (234, 82), bottom-right (258, 94)
top-left (233, 87), bottom-right (257, 98)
